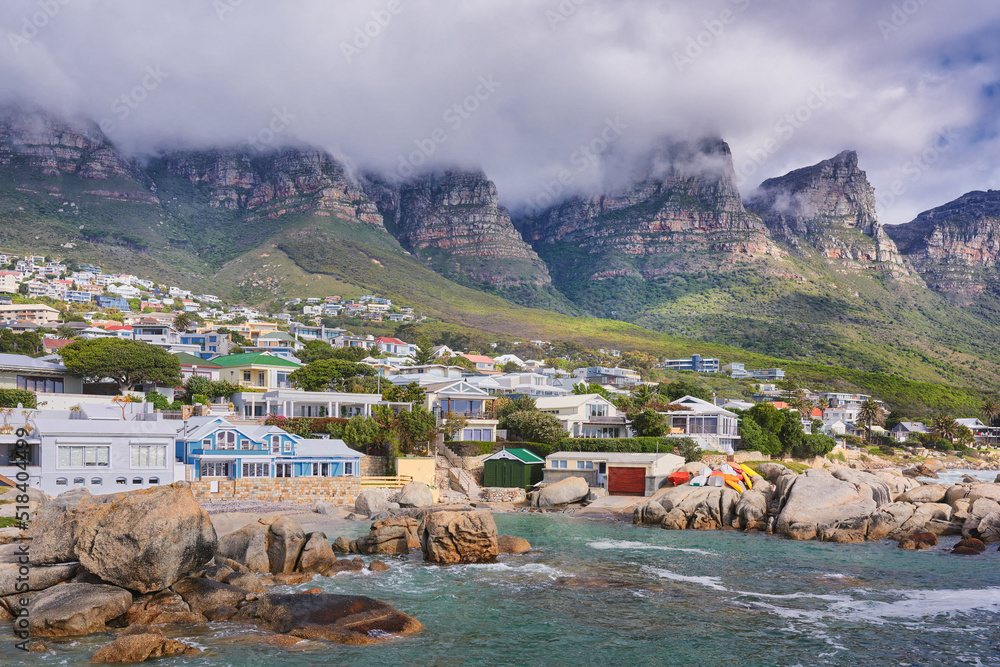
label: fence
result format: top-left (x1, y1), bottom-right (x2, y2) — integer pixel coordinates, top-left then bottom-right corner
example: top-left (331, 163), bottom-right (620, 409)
top-left (357, 475), bottom-right (412, 489)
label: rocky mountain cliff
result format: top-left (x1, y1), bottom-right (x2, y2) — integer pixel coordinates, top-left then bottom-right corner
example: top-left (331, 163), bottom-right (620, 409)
top-left (886, 190), bottom-right (1000, 298)
top-left (745, 150), bottom-right (910, 276)
top-left (363, 170), bottom-right (553, 290)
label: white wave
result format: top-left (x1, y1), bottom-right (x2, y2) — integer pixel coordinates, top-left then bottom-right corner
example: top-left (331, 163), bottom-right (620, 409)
top-left (588, 539), bottom-right (716, 556)
top-left (828, 587), bottom-right (1000, 623)
top-left (448, 562), bottom-right (573, 579)
top-left (644, 566), bottom-right (729, 591)
top-left (820, 573), bottom-right (847, 579)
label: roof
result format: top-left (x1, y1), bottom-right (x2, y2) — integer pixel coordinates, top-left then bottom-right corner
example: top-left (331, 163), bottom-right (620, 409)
top-left (259, 331), bottom-right (297, 342)
top-left (894, 421), bottom-right (930, 432)
top-left (461, 353), bottom-right (496, 364)
top-left (174, 352), bottom-right (221, 368)
top-left (956, 418), bottom-right (986, 428)
top-left (483, 447), bottom-right (545, 464)
top-left (294, 438), bottom-right (365, 458)
top-left (375, 337), bottom-right (407, 345)
top-left (33, 418), bottom-right (177, 436)
top-left (210, 351), bottom-right (301, 368)
top-left (534, 394), bottom-right (613, 409)
top-left (0, 353), bottom-right (68, 373)
top-left (547, 451), bottom-right (684, 464)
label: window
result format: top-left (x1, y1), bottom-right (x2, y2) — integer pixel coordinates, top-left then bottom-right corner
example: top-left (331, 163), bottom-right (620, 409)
top-left (552, 460), bottom-right (567, 469)
top-left (240, 439), bottom-right (251, 450)
top-left (132, 445), bottom-right (167, 468)
top-left (344, 461), bottom-right (353, 475)
top-left (56, 477), bottom-right (67, 486)
top-left (461, 428), bottom-right (493, 441)
top-left (116, 477), bottom-right (127, 485)
top-left (257, 371), bottom-right (265, 386)
top-left (275, 463), bottom-right (292, 478)
top-left (243, 370), bottom-right (251, 382)
top-left (202, 439), bottom-right (211, 449)
top-left (73, 477), bottom-right (85, 485)
top-left (312, 463), bottom-right (330, 477)
top-left (16, 375), bottom-right (64, 393)
top-left (576, 460), bottom-right (594, 470)
top-left (587, 403), bottom-right (608, 418)
top-left (149, 477), bottom-right (159, 485)
top-left (201, 462), bottom-right (231, 478)
top-left (271, 435), bottom-right (280, 454)
top-left (133, 477), bottom-right (142, 485)
top-left (242, 462), bottom-right (270, 477)
top-left (217, 432), bottom-right (236, 450)
top-left (283, 439), bottom-right (292, 454)
top-left (58, 446), bottom-right (110, 468)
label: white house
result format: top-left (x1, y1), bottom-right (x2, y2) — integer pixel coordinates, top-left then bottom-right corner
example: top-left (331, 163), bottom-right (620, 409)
top-left (658, 395), bottom-right (740, 455)
top-left (543, 451), bottom-right (684, 496)
top-left (534, 394), bottom-right (626, 438)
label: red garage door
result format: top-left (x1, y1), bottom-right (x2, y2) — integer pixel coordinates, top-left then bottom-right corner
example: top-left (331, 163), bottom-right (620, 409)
top-left (608, 467), bottom-right (646, 496)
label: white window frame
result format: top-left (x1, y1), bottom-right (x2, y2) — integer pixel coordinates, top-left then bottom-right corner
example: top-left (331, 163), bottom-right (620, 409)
top-left (242, 462), bottom-right (270, 478)
top-left (275, 463), bottom-right (293, 478)
top-left (201, 461), bottom-right (232, 478)
top-left (344, 461), bottom-right (353, 475)
top-left (131, 444), bottom-right (167, 469)
top-left (57, 445), bottom-right (110, 469)
top-left (271, 435), bottom-right (280, 454)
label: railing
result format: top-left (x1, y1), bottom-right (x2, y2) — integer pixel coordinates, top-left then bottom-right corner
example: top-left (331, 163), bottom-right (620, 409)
top-left (356, 475), bottom-right (413, 488)
top-left (588, 416), bottom-right (627, 424)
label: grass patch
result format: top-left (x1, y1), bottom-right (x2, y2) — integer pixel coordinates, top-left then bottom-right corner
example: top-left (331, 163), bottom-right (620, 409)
top-left (0, 516), bottom-right (20, 529)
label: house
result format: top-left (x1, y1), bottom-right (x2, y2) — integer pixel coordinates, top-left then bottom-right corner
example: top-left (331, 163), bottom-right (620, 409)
top-left (175, 353), bottom-right (222, 382)
top-left (572, 366), bottom-right (642, 387)
top-left (0, 353), bottom-right (83, 394)
top-left (460, 353), bottom-right (498, 373)
top-left (430, 345), bottom-right (455, 358)
top-left (722, 363), bottom-right (785, 381)
top-left (41, 338), bottom-right (74, 355)
top-left (1, 413), bottom-right (181, 496)
top-left (178, 331), bottom-right (232, 358)
top-left (422, 380), bottom-right (498, 442)
top-left (534, 394), bottom-right (627, 438)
top-left (232, 389), bottom-right (390, 419)
top-left (0, 303), bottom-right (60, 324)
top-left (494, 354), bottom-right (525, 368)
top-left (245, 331), bottom-right (303, 360)
top-left (212, 351), bottom-right (300, 391)
top-left (489, 372), bottom-right (569, 397)
top-left (819, 392), bottom-right (871, 409)
top-left (375, 337), bottom-right (417, 357)
top-left (542, 451), bottom-right (684, 497)
top-left (658, 355), bottom-right (721, 374)
top-left (176, 416), bottom-right (364, 481)
top-left (657, 395), bottom-right (739, 455)
top-left (94, 295), bottom-right (132, 312)
top-left (0, 271), bottom-right (22, 294)
top-left (955, 418), bottom-right (1000, 447)
top-left (388, 364), bottom-right (466, 386)
top-left (482, 448), bottom-right (545, 490)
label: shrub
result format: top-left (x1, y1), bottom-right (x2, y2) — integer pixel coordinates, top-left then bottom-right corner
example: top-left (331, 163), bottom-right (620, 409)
top-left (673, 438), bottom-right (703, 463)
top-left (144, 392), bottom-right (170, 410)
top-left (0, 389), bottom-right (37, 409)
top-left (502, 410), bottom-right (565, 446)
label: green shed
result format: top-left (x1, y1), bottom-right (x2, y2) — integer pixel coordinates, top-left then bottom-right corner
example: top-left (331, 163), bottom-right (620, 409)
top-left (482, 448), bottom-right (545, 490)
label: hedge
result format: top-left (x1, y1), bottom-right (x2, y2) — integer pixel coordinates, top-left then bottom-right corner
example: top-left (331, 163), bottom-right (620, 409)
top-left (264, 416), bottom-right (349, 437)
top-left (0, 389), bottom-right (37, 409)
top-left (513, 437), bottom-right (698, 459)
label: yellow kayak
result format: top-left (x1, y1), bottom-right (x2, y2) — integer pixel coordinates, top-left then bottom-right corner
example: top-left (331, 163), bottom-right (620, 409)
top-left (739, 463), bottom-right (761, 489)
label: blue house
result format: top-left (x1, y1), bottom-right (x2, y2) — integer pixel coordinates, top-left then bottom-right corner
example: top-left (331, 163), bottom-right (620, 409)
top-left (176, 417), bottom-right (364, 480)
top-left (94, 295), bottom-right (131, 312)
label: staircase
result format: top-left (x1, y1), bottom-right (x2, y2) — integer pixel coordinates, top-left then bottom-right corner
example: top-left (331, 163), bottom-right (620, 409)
top-left (436, 441), bottom-right (481, 500)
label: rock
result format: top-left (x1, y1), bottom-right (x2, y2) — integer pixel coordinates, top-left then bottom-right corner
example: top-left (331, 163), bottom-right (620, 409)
top-left (945, 485), bottom-right (971, 507)
top-left (995, 474), bottom-right (1000, 484)
top-left (170, 577), bottom-right (256, 615)
top-left (923, 459), bottom-right (945, 473)
top-left (367, 504), bottom-right (475, 522)
top-left (315, 502), bottom-right (339, 515)
top-left (125, 590), bottom-right (204, 626)
top-left (266, 517), bottom-right (307, 574)
top-left (231, 592), bottom-right (422, 643)
top-left (198, 565), bottom-right (235, 582)
top-left (756, 463), bottom-right (794, 483)
top-left (532, 477), bottom-right (589, 507)
top-left (867, 503), bottom-right (916, 540)
top-left (774, 469), bottom-right (877, 540)
top-left (967, 484), bottom-right (1000, 504)
top-left (355, 489), bottom-right (390, 516)
top-left (204, 606), bottom-right (238, 621)
top-left (952, 546), bottom-right (981, 555)
top-left (735, 489), bottom-right (769, 531)
top-left (355, 517), bottom-right (421, 555)
top-left (819, 515), bottom-right (870, 544)
top-left (368, 560), bottom-right (390, 572)
top-left (897, 484), bottom-right (948, 504)
top-left (28, 583), bottom-right (133, 637)
top-left (871, 470), bottom-right (919, 497)
top-left (332, 536), bottom-right (352, 553)
top-left (222, 572), bottom-right (266, 594)
top-left (323, 557), bottom-right (366, 575)
top-left (962, 475), bottom-right (977, 484)
top-left (497, 534), bottom-right (532, 554)
top-left (90, 625), bottom-right (200, 663)
top-left (829, 467), bottom-right (893, 507)
top-left (633, 501), bottom-right (667, 526)
top-left (679, 461), bottom-right (710, 474)
top-left (897, 532), bottom-right (938, 550)
top-left (419, 510), bottom-right (499, 564)
top-left (955, 538), bottom-right (986, 553)
top-left (398, 481), bottom-right (435, 508)
top-left (215, 556), bottom-right (250, 574)
top-left (976, 512), bottom-right (1000, 543)
top-left (26, 485), bottom-right (217, 594)
top-left (0, 545), bottom-right (78, 596)
top-left (273, 572), bottom-right (315, 585)
top-left (952, 498), bottom-right (972, 520)
top-left (970, 498), bottom-right (1000, 521)
top-left (296, 532), bottom-right (336, 574)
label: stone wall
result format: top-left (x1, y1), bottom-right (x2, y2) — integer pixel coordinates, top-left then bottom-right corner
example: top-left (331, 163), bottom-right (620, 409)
top-left (482, 487), bottom-right (526, 503)
top-left (701, 452), bottom-right (770, 466)
top-left (190, 477), bottom-right (362, 504)
top-left (361, 456), bottom-right (388, 476)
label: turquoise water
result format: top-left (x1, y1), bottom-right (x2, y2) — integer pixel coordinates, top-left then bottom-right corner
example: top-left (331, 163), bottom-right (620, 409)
top-left (6, 513), bottom-right (1000, 666)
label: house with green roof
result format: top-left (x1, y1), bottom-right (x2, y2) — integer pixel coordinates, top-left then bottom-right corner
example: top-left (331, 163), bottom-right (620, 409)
top-left (482, 447), bottom-right (545, 490)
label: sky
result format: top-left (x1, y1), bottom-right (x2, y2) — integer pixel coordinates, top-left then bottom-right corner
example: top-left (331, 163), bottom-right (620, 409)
top-left (1, 0), bottom-right (998, 224)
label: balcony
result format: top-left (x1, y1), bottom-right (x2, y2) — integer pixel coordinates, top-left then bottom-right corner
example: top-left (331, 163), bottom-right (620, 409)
top-left (587, 416), bottom-right (627, 425)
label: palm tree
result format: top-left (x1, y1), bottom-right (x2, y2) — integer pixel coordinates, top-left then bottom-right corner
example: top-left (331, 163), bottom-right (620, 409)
top-left (630, 384), bottom-right (657, 409)
top-left (931, 415), bottom-right (959, 442)
top-left (981, 397), bottom-right (1000, 427)
top-left (816, 397), bottom-right (830, 414)
top-left (174, 311), bottom-right (194, 332)
top-left (857, 398), bottom-right (883, 443)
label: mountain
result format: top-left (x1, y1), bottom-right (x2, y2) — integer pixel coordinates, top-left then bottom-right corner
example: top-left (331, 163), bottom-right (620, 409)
top-left (885, 190), bottom-right (1000, 300)
top-left (745, 150), bottom-right (912, 280)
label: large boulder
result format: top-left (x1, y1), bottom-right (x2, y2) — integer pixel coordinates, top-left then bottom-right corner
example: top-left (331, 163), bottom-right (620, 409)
top-left (90, 625), bottom-right (200, 663)
top-left (398, 482), bottom-right (435, 509)
top-left (633, 500), bottom-right (667, 526)
top-left (866, 503), bottom-right (916, 540)
top-left (497, 534), bottom-right (531, 554)
top-left (170, 577), bottom-right (256, 615)
top-left (975, 512), bottom-right (1000, 543)
top-left (27, 485), bottom-right (217, 594)
top-left (296, 532), bottom-right (336, 574)
top-left (354, 517), bottom-right (421, 555)
top-left (871, 470), bottom-right (919, 497)
top-left (828, 467), bottom-right (893, 507)
top-left (967, 484), bottom-right (1000, 504)
top-left (355, 489), bottom-right (390, 516)
top-left (533, 477), bottom-right (589, 507)
top-left (27, 583), bottom-right (133, 637)
top-left (774, 469), bottom-right (877, 540)
top-left (419, 510), bottom-right (499, 564)
top-left (217, 517), bottom-right (308, 574)
top-left (231, 593), bottom-right (422, 644)
top-left (735, 488), bottom-right (769, 530)
top-left (0, 545), bottom-right (77, 596)
top-left (756, 463), bottom-right (795, 483)
top-left (897, 485), bottom-right (948, 504)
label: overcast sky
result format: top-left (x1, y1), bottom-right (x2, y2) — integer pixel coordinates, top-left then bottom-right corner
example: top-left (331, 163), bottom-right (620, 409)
top-left (1, 0), bottom-right (998, 224)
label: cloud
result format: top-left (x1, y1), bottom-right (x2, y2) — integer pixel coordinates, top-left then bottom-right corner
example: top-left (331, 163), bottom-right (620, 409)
top-left (1, 0), bottom-right (998, 224)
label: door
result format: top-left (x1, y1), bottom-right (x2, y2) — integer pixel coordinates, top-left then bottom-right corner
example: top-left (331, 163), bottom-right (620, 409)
top-left (608, 467), bottom-right (646, 496)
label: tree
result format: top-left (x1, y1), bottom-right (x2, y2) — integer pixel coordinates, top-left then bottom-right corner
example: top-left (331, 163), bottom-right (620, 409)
top-left (631, 384), bottom-right (658, 408)
top-left (60, 339), bottom-right (181, 391)
top-left (500, 360), bottom-right (523, 373)
top-left (410, 335), bottom-right (436, 366)
top-left (343, 415), bottom-right (380, 454)
top-left (382, 382), bottom-right (427, 406)
top-left (982, 396), bottom-right (1000, 427)
top-left (572, 382), bottom-right (611, 400)
top-left (442, 411), bottom-right (468, 441)
top-left (298, 340), bottom-right (336, 364)
top-left (738, 416), bottom-right (781, 456)
top-left (672, 438), bottom-right (703, 463)
top-left (288, 359), bottom-right (376, 392)
top-left (629, 409), bottom-right (667, 437)
top-left (502, 410), bottom-right (565, 446)
top-left (395, 407), bottom-right (438, 455)
top-left (174, 312), bottom-right (194, 332)
top-left (217, 327), bottom-right (251, 346)
top-left (857, 399), bottom-right (883, 443)
top-left (931, 415), bottom-right (959, 442)
top-left (443, 354), bottom-right (476, 372)
top-left (495, 395), bottom-right (536, 422)
top-left (658, 380), bottom-right (711, 403)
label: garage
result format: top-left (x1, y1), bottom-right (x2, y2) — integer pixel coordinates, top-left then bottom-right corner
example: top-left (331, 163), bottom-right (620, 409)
top-left (608, 466), bottom-right (646, 496)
